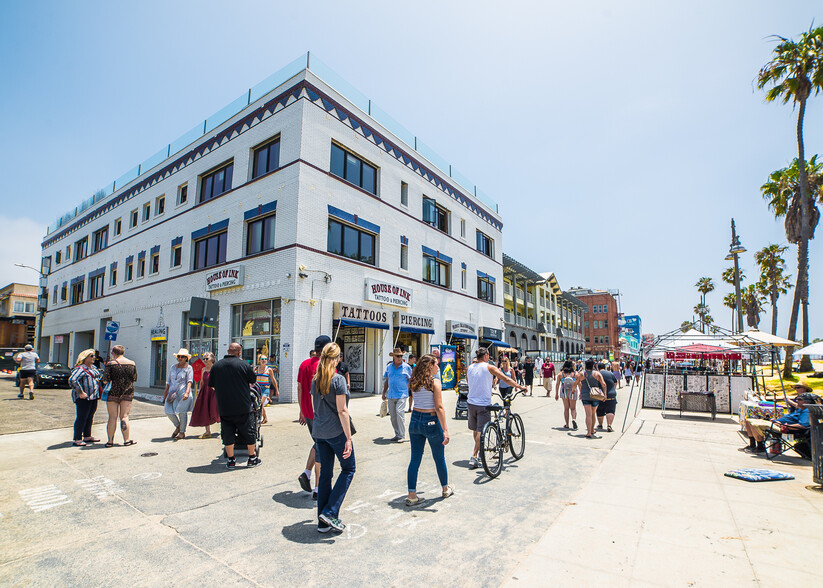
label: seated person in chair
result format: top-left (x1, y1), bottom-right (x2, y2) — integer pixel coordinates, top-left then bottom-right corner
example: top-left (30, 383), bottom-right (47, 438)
top-left (742, 387), bottom-right (817, 454)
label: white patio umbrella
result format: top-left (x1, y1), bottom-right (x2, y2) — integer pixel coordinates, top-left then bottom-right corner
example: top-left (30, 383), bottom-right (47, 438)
top-left (793, 341), bottom-right (823, 357)
top-left (735, 329), bottom-right (799, 347)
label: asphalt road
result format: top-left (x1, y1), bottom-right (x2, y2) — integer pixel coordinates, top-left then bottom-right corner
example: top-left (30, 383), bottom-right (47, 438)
top-left (0, 377), bottom-right (643, 587)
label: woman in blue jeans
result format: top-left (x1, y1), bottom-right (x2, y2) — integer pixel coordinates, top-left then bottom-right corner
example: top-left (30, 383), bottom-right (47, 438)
top-left (310, 342), bottom-right (355, 533)
top-left (405, 354), bottom-right (453, 507)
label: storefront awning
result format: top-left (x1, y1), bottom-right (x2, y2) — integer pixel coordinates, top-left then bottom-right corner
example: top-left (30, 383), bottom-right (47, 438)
top-left (334, 319), bottom-right (389, 330)
top-left (484, 339), bottom-right (508, 347)
top-left (448, 331), bottom-right (477, 340)
top-left (399, 325), bottom-right (435, 335)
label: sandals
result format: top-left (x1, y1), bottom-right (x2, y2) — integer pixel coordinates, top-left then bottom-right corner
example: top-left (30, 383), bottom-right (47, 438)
top-left (73, 440), bottom-right (87, 447)
top-left (442, 485), bottom-right (455, 499)
top-left (199, 433), bottom-right (212, 439)
top-left (105, 442), bottom-right (114, 448)
top-left (83, 437), bottom-right (100, 443)
top-left (607, 426), bottom-right (614, 433)
top-left (174, 432), bottom-right (186, 440)
top-left (123, 440), bottom-right (137, 446)
top-left (405, 496), bottom-right (425, 507)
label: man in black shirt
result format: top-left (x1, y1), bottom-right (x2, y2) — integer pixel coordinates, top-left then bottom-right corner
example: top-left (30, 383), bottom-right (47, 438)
top-left (209, 342), bottom-right (260, 468)
top-left (523, 357), bottom-right (535, 396)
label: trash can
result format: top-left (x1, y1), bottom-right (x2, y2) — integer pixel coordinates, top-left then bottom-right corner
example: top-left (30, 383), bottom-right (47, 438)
top-left (809, 405), bottom-right (823, 485)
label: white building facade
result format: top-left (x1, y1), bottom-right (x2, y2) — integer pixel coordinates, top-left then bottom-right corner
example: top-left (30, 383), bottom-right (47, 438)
top-left (39, 63), bottom-right (504, 401)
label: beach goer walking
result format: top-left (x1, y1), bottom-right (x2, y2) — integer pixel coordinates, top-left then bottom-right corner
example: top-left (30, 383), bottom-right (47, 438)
top-left (255, 354), bottom-right (279, 424)
top-left (382, 348), bottom-right (412, 442)
top-left (541, 360), bottom-right (555, 396)
top-left (523, 357), bottom-right (535, 396)
top-left (163, 349), bottom-right (194, 440)
top-left (15, 344), bottom-right (39, 399)
top-left (190, 352), bottom-right (220, 438)
top-left (577, 359), bottom-right (608, 438)
top-left (596, 362), bottom-right (618, 432)
top-left (69, 349), bottom-right (102, 446)
top-left (554, 361), bottom-right (578, 429)
top-left (297, 337), bottom-right (330, 498)
top-left (101, 345), bottom-right (138, 447)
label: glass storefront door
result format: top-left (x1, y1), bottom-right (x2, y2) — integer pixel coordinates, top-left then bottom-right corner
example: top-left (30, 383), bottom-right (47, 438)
top-left (152, 342), bottom-right (167, 387)
top-left (231, 298), bottom-right (281, 380)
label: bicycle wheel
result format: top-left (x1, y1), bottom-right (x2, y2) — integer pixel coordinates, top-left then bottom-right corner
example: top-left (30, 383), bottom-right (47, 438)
top-left (509, 413), bottom-right (525, 460)
top-left (480, 422), bottom-right (504, 478)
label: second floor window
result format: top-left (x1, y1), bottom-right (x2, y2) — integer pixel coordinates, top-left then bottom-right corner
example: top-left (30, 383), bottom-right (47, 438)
top-left (150, 252), bottom-right (160, 274)
top-left (477, 276), bottom-right (495, 302)
top-left (142, 202), bottom-right (151, 222)
top-left (137, 258), bottom-right (145, 279)
top-left (327, 219), bottom-right (375, 266)
top-left (171, 245), bottom-right (182, 268)
top-left (155, 195), bottom-right (165, 216)
top-left (200, 163), bottom-right (234, 203)
top-left (177, 184), bottom-right (188, 205)
top-left (330, 143), bottom-right (377, 194)
top-left (125, 262), bottom-right (133, 281)
top-left (92, 226), bottom-right (108, 253)
top-left (88, 274), bottom-right (104, 299)
top-left (423, 253), bottom-right (450, 288)
top-left (70, 282), bottom-right (84, 305)
top-left (110, 268), bottom-right (117, 287)
top-left (194, 232), bottom-right (227, 270)
top-left (130, 210), bottom-right (138, 228)
top-left (113, 218), bottom-right (122, 236)
top-left (476, 231), bottom-right (494, 258)
top-left (247, 215), bottom-right (275, 256)
top-left (423, 197), bottom-right (449, 233)
top-left (74, 237), bottom-right (88, 262)
top-left (252, 138), bottom-right (281, 179)
top-left (60, 284), bottom-right (67, 301)
top-left (55, 251), bottom-right (62, 264)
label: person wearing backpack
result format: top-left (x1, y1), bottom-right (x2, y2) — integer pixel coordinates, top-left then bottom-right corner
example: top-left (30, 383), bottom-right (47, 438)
top-left (554, 360), bottom-right (579, 430)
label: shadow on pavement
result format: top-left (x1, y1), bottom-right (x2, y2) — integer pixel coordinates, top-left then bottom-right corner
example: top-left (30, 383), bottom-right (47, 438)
top-left (386, 494), bottom-right (440, 512)
top-left (273, 490), bottom-right (315, 510)
top-left (46, 441), bottom-right (79, 450)
top-left (186, 458), bottom-right (233, 474)
top-left (281, 520), bottom-right (335, 544)
top-left (150, 437), bottom-right (178, 443)
top-left (661, 414), bottom-right (738, 425)
top-left (371, 437), bottom-right (397, 445)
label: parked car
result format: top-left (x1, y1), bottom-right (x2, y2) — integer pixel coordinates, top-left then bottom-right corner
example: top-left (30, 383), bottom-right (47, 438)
top-left (0, 348), bottom-right (25, 373)
top-left (14, 362), bottom-right (72, 389)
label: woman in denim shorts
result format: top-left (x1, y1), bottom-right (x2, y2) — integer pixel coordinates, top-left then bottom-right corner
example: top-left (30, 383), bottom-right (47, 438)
top-left (577, 359), bottom-right (608, 439)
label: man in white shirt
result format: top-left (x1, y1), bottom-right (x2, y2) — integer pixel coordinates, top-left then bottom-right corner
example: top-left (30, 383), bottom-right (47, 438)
top-left (15, 344), bottom-right (40, 400)
top-left (466, 347), bottom-right (525, 469)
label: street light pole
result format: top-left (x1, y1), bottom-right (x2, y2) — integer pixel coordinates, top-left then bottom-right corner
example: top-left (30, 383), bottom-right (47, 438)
top-left (15, 262), bottom-right (50, 356)
top-left (724, 219), bottom-right (746, 335)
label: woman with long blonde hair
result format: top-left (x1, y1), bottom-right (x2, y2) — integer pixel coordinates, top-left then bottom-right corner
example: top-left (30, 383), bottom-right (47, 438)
top-left (405, 354), bottom-right (452, 507)
top-left (311, 342), bottom-right (355, 533)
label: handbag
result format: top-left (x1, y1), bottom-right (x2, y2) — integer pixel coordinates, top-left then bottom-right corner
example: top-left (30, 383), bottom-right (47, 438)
top-left (379, 399), bottom-right (388, 418)
top-left (101, 382), bottom-right (111, 402)
top-left (323, 388), bottom-right (356, 436)
top-left (586, 374), bottom-right (606, 401)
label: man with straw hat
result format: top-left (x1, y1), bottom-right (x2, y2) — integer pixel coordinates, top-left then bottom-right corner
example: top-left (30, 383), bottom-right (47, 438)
top-left (742, 383), bottom-right (817, 453)
top-left (382, 348), bottom-right (412, 442)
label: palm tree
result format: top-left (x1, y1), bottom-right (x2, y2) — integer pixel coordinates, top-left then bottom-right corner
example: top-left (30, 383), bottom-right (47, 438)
top-left (722, 292), bottom-right (744, 331)
top-left (758, 24), bottom-right (823, 375)
top-left (754, 244), bottom-right (793, 335)
top-left (694, 277), bottom-right (715, 333)
top-left (720, 268), bottom-right (746, 331)
top-left (680, 321), bottom-right (692, 333)
top-left (721, 267), bottom-right (746, 285)
top-left (693, 303), bottom-right (712, 331)
top-left (741, 285), bottom-right (765, 329)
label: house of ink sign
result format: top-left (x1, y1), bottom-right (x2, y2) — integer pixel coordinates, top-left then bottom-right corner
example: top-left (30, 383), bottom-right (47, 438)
top-left (206, 265), bottom-right (244, 292)
top-left (364, 278), bottom-right (412, 308)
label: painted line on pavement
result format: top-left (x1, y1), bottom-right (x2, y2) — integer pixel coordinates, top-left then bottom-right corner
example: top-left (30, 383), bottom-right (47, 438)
top-left (19, 485), bottom-right (72, 512)
top-left (75, 476), bottom-right (124, 499)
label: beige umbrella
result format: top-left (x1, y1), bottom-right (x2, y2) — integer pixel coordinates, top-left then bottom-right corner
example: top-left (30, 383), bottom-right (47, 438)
top-left (734, 329), bottom-right (799, 347)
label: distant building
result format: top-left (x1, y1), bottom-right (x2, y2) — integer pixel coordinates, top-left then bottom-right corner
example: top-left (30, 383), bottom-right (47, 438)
top-left (502, 254), bottom-right (544, 353)
top-left (619, 314), bottom-right (642, 358)
top-left (0, 283), bottom-right (37, 348)
top-left (567, 287), bottom-right (620, 359)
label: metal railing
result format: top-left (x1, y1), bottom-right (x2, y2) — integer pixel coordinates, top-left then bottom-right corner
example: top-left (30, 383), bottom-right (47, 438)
top-left (47, 52), bottom-right (499, 236)
top-left (504, 310), bottom-right (513, 323)
top-left (503, 283), bottom-right (512, 296)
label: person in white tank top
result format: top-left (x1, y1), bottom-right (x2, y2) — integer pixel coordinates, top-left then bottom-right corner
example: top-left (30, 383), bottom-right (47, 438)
top-left (466, 347), bottom-right (526, 469)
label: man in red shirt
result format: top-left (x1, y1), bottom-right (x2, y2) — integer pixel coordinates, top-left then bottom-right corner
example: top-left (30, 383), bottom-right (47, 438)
top-left (297, 335), bottom-right (331, 499)
top-left (541, 360), bottom-right (556, 397)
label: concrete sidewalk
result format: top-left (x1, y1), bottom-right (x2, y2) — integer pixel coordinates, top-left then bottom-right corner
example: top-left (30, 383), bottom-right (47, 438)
top-left (504, 406), bottom-right (822, 587)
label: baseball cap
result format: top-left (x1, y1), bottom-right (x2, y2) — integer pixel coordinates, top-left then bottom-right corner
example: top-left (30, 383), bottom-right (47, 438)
top-left (24, 344), bottom-right (32, 350)
top-left (314, 335), bottom-right (332, 352)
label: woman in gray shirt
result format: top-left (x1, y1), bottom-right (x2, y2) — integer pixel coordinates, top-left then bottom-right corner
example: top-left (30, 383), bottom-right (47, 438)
top-left (163, 349), bottom-right (194, 440)
top-left (311, 342), bottom-right (355, 534)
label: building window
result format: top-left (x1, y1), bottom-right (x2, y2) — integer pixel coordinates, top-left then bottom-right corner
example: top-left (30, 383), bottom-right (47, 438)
top-left (137, 258), bottom-right (145, 279)
top-left (155, 195), bottom-right (165, 216)
top-left (230, 298), bottom-right (281, 368)
top-left (199, 162), bottom-right (234, 203)
top-left (423, 253), bottom-right (450, 288)
top-left (74, 237), bottom-right (88, 262)
top-left (585, 336), bottom-right (590, 343)
top-left (330, 143), bottom-right (377, 194)
top-left (584, 320), bottom-right (589, 329)
top-left (246, 214), bottom-right (276, 255)
top-left (142, 202), bottom-right (151, 222)
top-left (60, 284), bottom-right (67, 301)
top-left (193, 232), bottom-right (228, 270)
top-left (113, 218), bottom-right (122, 236)
top-left (177, 184), bottom-right (188, 205)
top-left (88, 274), bottom-right (104, 300)
top-left (92, 226), bottom-right (108, 253)
top-left (461, 267), bottom-right (467, 289)
top-left (400, 243), bottom-right (408, 270)
top-left (477, 276), bottom-right (495, 302)
top-left (252, 137), bottom-right (281, 179)
top-left (13, 301), bottom-right (35, 313)
top-left (130, 209), bottom-right (138, 228)
top-left (110, 269), bottom-right (117, 287)
top-left (150, 252), bottom-right (160, 275)
top-left (476, 231), bottom-right (494, 258)
top-left (125, 262), bottom-right (133, 282)
top-left (55, 251), bottom-right (62, 264)
top-left (604, 319), bottom-right (609, 328)
top-left (171, 245), bottom-right (182, 268)
top-left (70, 282), bottom-right (84, 305)
top-left (460, 219), bottom-right (466, 239)
top-left (327, 219), bottom-right (375, 266)
top-left (422, 197), bottom-right (449, 234)
top-left (183, 310), bottom-right (220, 359)
top-left (52, 287), bottom-right (57, 304)
top-left (400, 181), bottom-right (408, 206)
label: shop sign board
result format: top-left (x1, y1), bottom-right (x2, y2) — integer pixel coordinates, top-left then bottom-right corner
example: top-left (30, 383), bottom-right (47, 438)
top-left (480, 327), bottom-right (504, 341)
top-left (206, 264), bottom-right (245, 292)
top-left (333, 302), bottom-right (391, 328)
top-left (54, 335), bottom-right (64, 344)
top-left (364, 278), bottom-right (412, 308)
top-left (394, 312), bottom-right (434, 331)
top-left (445, 320), bottom-right (476, 338)
top-left (150, 326), bottom-right (168, 341)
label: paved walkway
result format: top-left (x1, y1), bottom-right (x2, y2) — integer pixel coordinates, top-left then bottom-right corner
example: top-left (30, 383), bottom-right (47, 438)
top-left (505, 405), bottom-right (822, 586)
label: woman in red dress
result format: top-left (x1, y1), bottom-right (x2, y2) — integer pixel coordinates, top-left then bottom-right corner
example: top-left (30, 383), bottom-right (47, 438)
top-left (190, 352), bottom-right (220, 438)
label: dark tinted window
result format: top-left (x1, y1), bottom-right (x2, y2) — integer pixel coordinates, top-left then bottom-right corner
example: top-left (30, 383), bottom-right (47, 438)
top-left (247, 215), bottom-right (276, 255)
top-left (200, 163), bottom-right (234, 202)
top-left (330, 143), bottom-right (377, 194)
top-left (194, 232), bottom-right (227, 269)
top-left (327, 219), bottom-right (376, 266)
top-left (252, 138), bottom-right (281, 179)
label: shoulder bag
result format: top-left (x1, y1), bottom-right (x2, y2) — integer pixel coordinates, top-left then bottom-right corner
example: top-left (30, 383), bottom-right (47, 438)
top-left (322, 383), bottom-right (356, 436)
top-left (587, 373), bottom-right (606, 401)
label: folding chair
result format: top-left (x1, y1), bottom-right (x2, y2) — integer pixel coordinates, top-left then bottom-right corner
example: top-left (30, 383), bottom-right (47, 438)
top-left (763, 422), bottom-right (811, 460)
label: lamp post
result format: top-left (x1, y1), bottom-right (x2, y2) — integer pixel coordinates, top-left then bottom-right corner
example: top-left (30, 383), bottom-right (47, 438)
top-left (15, 261), bottom-right (50, 356)
top-left (724, 219), bottom-right (746, 334)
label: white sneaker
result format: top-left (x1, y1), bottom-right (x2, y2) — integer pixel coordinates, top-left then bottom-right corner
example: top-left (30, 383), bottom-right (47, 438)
top-left (468, 457), bottom-right (479, 469)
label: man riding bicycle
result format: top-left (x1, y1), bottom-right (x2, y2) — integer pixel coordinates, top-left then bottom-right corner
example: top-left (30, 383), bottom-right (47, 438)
top-left (466, 347), bottom-right (526, 469)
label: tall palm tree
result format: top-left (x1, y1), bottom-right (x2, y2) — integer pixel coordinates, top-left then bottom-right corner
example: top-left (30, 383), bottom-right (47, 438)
top-left (721, 267), bottom-right (746, 285)
top-left (754, 244), bottom-right (793, 335)
top-left (741, 285), bottom-right (765, 329)
top-left (761, 156), bottom-right (822, 372)
top-left (693, 303), bottom-right (712, 331)
top-left (720, 268), bottom-right (745, 331)
top-left (680, 320), bottom-right (692, 333)
top-left (758, 24), bottom-right (823, 375)
top-left (694, 277), bottom-right (715, 333)
top-left (722, 292), bottom-right (744, 331)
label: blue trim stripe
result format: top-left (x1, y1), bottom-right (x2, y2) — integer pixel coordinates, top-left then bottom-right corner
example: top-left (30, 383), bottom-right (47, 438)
top-left (70, 275), bottom-right (85, 285)
top-left (244, 200), bottom-right (278, 221)
top-left (88, 267), bottom-right (105, 278)
top-left (327, 205), bottom-right (381, 234)
top-left (400, 235), bottom-right (408, 245)
top-left (421, 245), bottom-right (452, 265)
top-left (461, 262), bottom-right (467, 269)
top-left (150, 245), bottom-right (160, 255)
top-left (125, 255), bottom-right (134, 264)
top-left (138, 250), bottom-right (146, 260)
top-left (191, 218), bottom-right (230, 240)
top-left (334, 318), bottom-right (389, 330)
top-left (110, 261), bottom-right (117, 270)
top-left (171, 236), bottom-right (183, 247)
top-left (477, 270), bottom-right (496, 283)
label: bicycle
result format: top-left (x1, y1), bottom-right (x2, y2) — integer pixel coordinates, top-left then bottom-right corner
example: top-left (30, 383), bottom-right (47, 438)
top-left (479, 389), bottom-right (526, 478)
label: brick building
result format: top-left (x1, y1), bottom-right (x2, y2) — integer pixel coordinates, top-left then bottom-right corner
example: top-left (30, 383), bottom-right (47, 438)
top-left (38, 55), bottom-right (503, 400)
top-left (0, 283), bottom-right (37, 348)
top-left (567, 288), bottom-right (620, 359)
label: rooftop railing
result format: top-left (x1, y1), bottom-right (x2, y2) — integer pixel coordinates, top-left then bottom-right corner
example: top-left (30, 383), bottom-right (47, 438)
top-left (46, 52), bottom-right (498, 236)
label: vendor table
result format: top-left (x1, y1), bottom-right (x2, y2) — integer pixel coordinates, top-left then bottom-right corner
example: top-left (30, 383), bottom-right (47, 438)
top-left (738, 400), bottom-right (786, 423)
top-left (680, 391), bottom-right (716, 420)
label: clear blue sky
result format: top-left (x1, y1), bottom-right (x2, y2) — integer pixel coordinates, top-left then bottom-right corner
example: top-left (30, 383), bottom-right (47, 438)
top-left (0, 0), bottom-right (820, 339)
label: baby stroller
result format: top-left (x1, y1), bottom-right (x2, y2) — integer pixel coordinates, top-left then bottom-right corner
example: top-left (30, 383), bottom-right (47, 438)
top-left (455, 379), bottom-right (469, 419)
top-left (222, 383), bottom-right (264, 456)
